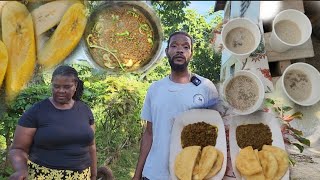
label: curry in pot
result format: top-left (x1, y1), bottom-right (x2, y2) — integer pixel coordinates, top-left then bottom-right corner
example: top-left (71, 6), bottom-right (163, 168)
top-left (86, 5), bottom-right (154, 71)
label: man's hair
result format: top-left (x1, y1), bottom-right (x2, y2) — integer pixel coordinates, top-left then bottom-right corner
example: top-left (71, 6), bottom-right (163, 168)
top-left (167, 31), bottom-right (194, 51)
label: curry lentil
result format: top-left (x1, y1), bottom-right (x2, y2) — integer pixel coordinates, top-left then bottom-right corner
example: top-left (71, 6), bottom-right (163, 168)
top-left (181, 122), bottom-right (218, 149)
top-left (236, 123), bottom-right (272, 150)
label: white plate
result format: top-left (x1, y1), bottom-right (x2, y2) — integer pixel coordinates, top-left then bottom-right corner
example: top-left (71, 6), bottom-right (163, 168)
top-left (229, 111), bottom-right (290, 180)
top-left (169, 109), bottom-right (227, 180)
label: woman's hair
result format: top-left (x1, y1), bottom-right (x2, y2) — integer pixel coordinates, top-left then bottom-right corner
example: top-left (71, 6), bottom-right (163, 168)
top-left (51, 65), bottom-right (84, 101)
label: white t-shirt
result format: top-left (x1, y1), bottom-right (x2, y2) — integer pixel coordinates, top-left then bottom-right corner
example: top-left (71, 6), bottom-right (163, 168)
top-left (141, 74), bottom-right (219, 180)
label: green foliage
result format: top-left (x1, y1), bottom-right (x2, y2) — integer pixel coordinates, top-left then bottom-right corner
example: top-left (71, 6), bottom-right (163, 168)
top-left (148, 2), bottom-right (223, 83)
top-left (82, 74), bottom-right (148, 166)
top-left (0, 84), bottom-right (50, 146)
top-left (181, 9), bottom-right (222, 83)
top-left (141, 58), bottom-right (171, 83)
top-left (109, 143), bottom-right (140, 179)
top-left (0, 84), bottom-right (50, 177)
top-left (0, 136), bottom-right (5, 150)
top-left (151, 1), bottom-right (190, 37)
top-left (70, 60), bottom-right (106, 82)
top-left (0, 63), bottom-right (148, 178)
top-left (208, 10), bottom-right (224, 27)
top-left (264, 98), bottom-right (310, 153)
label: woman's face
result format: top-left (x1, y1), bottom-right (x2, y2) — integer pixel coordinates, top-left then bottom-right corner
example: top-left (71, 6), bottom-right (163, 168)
top-left (51, 75), bottom-right (77, 104)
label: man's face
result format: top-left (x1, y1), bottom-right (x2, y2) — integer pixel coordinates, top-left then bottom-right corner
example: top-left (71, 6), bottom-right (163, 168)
top-left (166, 34), bottom-right (193, 72)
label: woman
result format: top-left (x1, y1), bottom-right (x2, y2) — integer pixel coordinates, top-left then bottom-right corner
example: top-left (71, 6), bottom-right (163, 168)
top-left (9, 65), bottom-right (97, 180)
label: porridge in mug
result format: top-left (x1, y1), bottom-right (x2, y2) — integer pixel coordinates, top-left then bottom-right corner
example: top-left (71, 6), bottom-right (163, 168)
top-left (225, 75), bottom-right (259, 111)
top-left (275, 20), bottom-right (301, 44)
top-left (225, 27), bottom-right (255, 54)
top-left (284, 69), bottom-right (312, 102)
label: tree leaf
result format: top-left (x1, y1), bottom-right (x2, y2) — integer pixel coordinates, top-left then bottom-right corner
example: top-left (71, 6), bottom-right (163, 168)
top-left (277, 107), bottom-right (282, 112)
top-left (282, 106), bottom-right (293, 112)
top-left (294, 135), bottom-right (311, 147)
top-left (284, 137), bottom-right (292, 144)
top-left (283, 112), bottom-right (303, 122)
top-left (290, 112), bottom-right (303, 120)
top-left (292, 143), bottom-right (304, 153)
top-left (289, 156), bottom-right (296, 166)
top-left (287, 126), bottom-right (303, 136)
top-left (273, 107), bottom-right (280, 114)
top-left (264, 98), bottom-right (275, 106)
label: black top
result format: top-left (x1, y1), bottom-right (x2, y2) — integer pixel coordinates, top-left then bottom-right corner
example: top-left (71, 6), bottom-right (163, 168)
top-left (18, 98), bottom-right (94, 171)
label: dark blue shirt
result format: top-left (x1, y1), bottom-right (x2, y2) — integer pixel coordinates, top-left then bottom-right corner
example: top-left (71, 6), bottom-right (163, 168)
top-left (18, 98), bottom-right (94, 171)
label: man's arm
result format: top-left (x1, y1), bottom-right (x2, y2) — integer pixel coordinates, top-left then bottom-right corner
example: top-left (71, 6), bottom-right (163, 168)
top-left (132, 121), bottom-right (153, 180)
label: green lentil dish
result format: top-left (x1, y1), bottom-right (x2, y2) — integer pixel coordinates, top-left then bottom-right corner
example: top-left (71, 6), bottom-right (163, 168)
top-left (236, 123), bottom-right (273, 150)
top-left (181, 122), bottom-right (218, 149)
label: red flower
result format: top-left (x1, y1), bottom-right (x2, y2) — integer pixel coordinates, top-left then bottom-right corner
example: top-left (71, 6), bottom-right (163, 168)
top-left (260, 68), bottom-right (272, 81)
top-left (262, 108), bottom-right (270, 112)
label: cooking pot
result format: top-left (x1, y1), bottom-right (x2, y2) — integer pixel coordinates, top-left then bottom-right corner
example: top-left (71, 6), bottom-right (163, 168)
top-left (82, 1), bottom-right (164, 74)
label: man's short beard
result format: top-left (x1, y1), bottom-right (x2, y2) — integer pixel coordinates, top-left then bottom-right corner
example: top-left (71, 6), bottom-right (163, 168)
top-left (168, 56), bottom-right (189, 72)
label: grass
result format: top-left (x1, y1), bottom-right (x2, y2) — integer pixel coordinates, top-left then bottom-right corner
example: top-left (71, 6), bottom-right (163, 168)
top-left (108, 143), bottom-right (140, 180)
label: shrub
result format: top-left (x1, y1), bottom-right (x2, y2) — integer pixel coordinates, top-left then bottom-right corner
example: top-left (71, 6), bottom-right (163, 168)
top-left (83, 74), bottom-right (148, 165)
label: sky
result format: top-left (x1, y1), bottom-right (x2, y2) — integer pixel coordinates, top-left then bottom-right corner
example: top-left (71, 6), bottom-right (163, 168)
top-left (187, 1), bottom-right (217, 22)
top-left (188, 1), bottom-right (215, 15)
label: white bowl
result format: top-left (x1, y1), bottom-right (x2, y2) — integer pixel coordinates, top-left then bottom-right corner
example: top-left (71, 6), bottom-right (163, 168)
top-left (281, 63), bottom-right (320, 106)
top-left (222, 70), bottom-right (265, 115)
top-left (270, 9), bottom-right (312, 52)
top-left (221, 18), bottom-right (261, 61)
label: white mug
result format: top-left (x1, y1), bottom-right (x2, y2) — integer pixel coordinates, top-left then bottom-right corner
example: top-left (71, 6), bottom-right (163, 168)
top-left (269, 9), bottom-right (312, 52)
top-left (221, 18), bottom-right (261, 61)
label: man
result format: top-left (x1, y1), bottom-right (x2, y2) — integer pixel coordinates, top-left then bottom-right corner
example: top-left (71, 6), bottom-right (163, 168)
top-left (132, 31), bottom-right (219, 180)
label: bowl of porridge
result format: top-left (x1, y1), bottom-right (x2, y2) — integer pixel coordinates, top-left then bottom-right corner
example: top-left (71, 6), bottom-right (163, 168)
top-left (269, 9), bottom-right (312, 52)
top-left (221, 18), bottom-right (261, 61)
top-left (281, 63), bottom-right (320, 106)
top-left (222, 70), bottom-right (265, 115)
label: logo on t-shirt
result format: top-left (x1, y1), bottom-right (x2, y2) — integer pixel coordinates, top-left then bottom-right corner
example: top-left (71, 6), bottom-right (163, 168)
top-left (193, 94), bottom-right (205, 106)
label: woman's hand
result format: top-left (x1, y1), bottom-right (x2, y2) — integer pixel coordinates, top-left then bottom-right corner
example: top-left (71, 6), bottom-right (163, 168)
top-left (9, 170), bottom-right (28, 180)
top-left (90, 174), bottom-right (97, 180)
top-left (132, 176), bottom-right (141, 180)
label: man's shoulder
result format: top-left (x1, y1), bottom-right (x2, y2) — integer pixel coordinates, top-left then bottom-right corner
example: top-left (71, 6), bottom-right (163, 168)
top-left (149, 77), bottom-right (169, 87)
top-left (193, 74), bottom-right (218, 91)
top-left (194, 74), bottom-right (213, 84)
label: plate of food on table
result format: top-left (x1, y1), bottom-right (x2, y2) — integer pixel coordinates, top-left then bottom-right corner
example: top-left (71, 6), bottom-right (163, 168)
top-left (229, 111), bottom-right (290, 180)
top-left (169, 109), bottom-right (227, 180)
